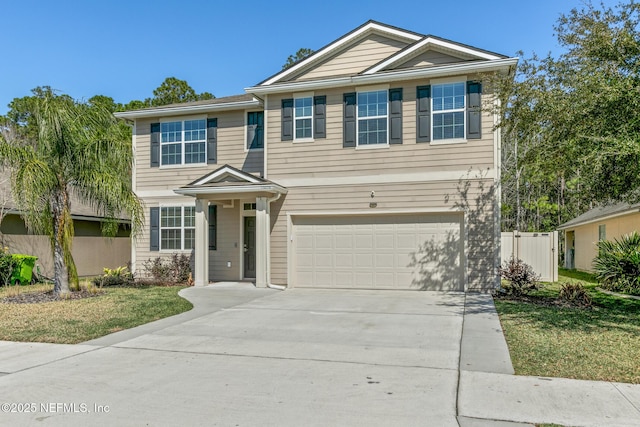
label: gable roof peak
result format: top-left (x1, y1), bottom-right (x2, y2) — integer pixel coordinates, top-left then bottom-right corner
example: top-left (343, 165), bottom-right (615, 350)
top-left (257, 20), bottom-right (423, 87)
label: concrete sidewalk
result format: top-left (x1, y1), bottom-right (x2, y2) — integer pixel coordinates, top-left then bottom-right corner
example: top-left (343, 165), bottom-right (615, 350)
top-left (457, 293), bottom-right (640, 427)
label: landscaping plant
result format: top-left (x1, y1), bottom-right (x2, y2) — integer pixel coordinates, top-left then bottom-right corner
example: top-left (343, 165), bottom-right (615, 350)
top-left (558, 281), bottom-right (592, 307)
top-left (593, 232), bottom-right (640, 296)
top-left (499, 257), bottom-right (540, 296)
top-left (142, 253), bottom-right (193, 285)
top-left (93, 265), bottom-right (134, 287)
top-left (0, 247), bottom-right (17, 286)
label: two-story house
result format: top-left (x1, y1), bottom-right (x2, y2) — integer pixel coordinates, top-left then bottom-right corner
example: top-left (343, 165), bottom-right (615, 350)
top-left (115, 21), bottom-right (517, 292)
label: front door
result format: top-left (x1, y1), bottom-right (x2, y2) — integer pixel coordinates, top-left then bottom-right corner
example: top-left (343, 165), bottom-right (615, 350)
top-left (244, 216), bottom-right (256, 278)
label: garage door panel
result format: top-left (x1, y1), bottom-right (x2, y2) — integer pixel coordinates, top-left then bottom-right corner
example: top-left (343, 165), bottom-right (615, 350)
top-left (294, 214), bottom-right (463, 291)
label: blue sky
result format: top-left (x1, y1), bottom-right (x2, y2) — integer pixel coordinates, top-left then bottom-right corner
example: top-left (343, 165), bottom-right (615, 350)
top-left (0, 0), bottom-right (620, 115)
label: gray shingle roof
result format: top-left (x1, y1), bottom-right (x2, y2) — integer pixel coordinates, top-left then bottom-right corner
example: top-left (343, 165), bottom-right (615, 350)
top-left (558, 202), bottom-right (640, 229)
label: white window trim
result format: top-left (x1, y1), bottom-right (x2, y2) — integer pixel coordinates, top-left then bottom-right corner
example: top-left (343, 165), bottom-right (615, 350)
top-left (159, 204), bottom-right (196, 252)
top-left (430, 80), bottom-right (467, 145)
top-left (293, 95), bottom-right (314, 142)
top-left (159, 115), bottom-right (207, 168)
top-left (244, 110), bottom-right (265, 153)
top-left (356, 89), bottom-right (389, 148)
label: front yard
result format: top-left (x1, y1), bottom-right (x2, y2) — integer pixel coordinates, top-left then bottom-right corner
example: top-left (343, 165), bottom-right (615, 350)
top-left (0, 283), bottom-right (193, 344)
top-left (495, 269), bottom-right (640, 384)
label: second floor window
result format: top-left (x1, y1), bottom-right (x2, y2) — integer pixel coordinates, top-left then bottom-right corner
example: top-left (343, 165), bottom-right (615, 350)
top-left (161, 119), bottom-right (206, 165)
top-left (294, 97), bottom-right (313, 139)
top-left (357, 90), bottom-right (388, 145)
top-left (247, 112), bottom-right (264, 149)
top-left (432, 82), bottom-right (465, 140)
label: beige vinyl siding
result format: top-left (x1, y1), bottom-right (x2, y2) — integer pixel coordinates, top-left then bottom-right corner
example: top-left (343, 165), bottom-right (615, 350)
top-left (135, 111), bottom-right (263, 193)
top-left (269, 179), bottom-right (497, 291)
top-left (570, 212), bottom-right (640, 271)
top-left (208, 202), bottom-right (241, 281)
top-left (392, 50), bottom-right (468, 70)
top-left (287, 34), bottom-right (409, 82)
top-left (266, 80), bottom-right (495, 181)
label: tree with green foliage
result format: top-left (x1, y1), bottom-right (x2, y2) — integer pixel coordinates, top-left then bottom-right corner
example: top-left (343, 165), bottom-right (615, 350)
top-left (150, 77), bottom-right (214, 106)
top-left (495, 0), bottom-right (640, 232)
top-left (282, 48), bottom-right (315, 69)
top-left (0, 89), bottom-right (143, 295)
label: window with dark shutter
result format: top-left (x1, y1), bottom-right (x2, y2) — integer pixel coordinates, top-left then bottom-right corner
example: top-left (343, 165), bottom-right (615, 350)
top-left (208, 204), bottom-right (217, 250)
top-left (466, 81), bottom-right (482, 140)
top-left (207, 118), bottom-right (217, 164)
top-left (149, 207), bottom-right (159, 251)
top-left (150, 123), bottom-right (160, 167)
top-left (247, 112), bottom-right (264, 149)
top-left (389, 88), bottom-right (403, 145)
top-left (416, 86), bottom-right (431, 143)
top-left (282, 99), bottom-right (293, 141)
top-left (313, 96), bottom-right (326, 139)
top-left (343, 93), bottom-right (356, 148)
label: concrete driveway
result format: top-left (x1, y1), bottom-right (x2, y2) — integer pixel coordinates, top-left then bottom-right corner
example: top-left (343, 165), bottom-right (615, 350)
top-left (4, 283), bottom-right (638, 426)
top-left (0, 284), bottom-right (471, 426)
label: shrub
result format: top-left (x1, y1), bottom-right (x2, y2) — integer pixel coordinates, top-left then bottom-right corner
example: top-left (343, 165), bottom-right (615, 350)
top-left (499, 257), bottom-right (540, 296)
top-left (142, 253), bottom-right (193, 285)
top-left (0, 247), bottom-right (18, 286)
top-left (559, 281), bottom-right (592, 307)
top-left (93, 265), bottom-right (134, 287)
top-left (593, 232), bottom-right (640, 296)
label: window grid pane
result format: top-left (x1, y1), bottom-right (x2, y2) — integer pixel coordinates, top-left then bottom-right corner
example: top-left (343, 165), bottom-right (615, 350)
top-left (295, 118), bottom-right (312, 139)
top-left (161, 229), bottom-right (181, 250)
top-left (185, 142), bottom-right (206, 164)
top-left (183, 229), bottom-right (195, 250)
top-left (433, 112), bottom-right (464, 140)
top-left (358, 118), bottom-right (387, 145)
top-left (161, 143), bottom-right (181, 165)
top-left (161, 122), bottom-right (182, 143)
top-left (184, 119), bottom-right (206, 142)
top-left (357, 91), bottom-right (388, 145)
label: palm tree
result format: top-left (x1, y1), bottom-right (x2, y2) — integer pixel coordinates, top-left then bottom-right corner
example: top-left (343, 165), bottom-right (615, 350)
top-left (0, 91), bottom-right (142, 295)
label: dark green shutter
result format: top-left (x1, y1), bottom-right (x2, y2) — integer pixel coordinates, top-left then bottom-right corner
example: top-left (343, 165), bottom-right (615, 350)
top-left (207, 118), bottom-right (217, 164)
top-left (313, 96), bottom-right (326, 139)
top-left (150, 123), bottom-right (160, 167)
top-left (416, 86), bottom-right (431, 143)
top-left (467, 81), bottom-right (482, 139)
top-left (150, 207), bottom-right (160, 251)
top-left (282, 99), bottom-right (293, 141)
top-left (208, 204), bottom-right (217, 250)
top-left (247, 112), bottom-right (264, 149)
top-left (389, 88), bottom-right (403, 145)
top-left (343, 93), bottom-right (356, 148)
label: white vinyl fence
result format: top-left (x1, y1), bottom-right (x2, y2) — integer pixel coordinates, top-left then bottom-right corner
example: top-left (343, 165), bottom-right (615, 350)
top-left (501, 231), bottom-right (558, 282)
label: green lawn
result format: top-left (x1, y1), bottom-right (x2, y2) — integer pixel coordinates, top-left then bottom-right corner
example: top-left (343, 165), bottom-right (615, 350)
top-left (0, 283), bottom-right (193, 343)
top-left (495, 270), bottom-right (640, 384)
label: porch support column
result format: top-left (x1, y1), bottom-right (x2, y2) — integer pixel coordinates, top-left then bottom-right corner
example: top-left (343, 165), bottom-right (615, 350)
top-left (255, 196), bottom-right (269, 288)
top-left (194, 198), bottom-right (209, 286)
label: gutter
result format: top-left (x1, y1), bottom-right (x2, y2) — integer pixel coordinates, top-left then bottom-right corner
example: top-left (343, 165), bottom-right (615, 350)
top-left (114, 99), bottom-right (263, 119)
top-left (174, 184), bottom-right (288, 197)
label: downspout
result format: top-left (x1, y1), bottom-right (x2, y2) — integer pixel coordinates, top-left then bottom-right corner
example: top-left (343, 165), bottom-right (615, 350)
top-left (266, 192), bottom-right (285, 290)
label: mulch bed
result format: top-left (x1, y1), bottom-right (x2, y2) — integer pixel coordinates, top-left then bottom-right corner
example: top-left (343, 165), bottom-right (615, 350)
top-left (2, 289), bottom-right (104, 304)
top-left (493, 293), bottom-right (593, 309)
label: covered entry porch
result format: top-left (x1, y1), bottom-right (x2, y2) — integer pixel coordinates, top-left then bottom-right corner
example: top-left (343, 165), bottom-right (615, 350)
top-left (174, 165), bottom-right (287, 287)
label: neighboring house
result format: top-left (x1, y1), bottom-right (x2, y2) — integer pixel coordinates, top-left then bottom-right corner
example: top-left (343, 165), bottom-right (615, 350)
top-left (115, 21), bottom-right (517, 291)
top-left (0, 171), bottom-right (131, 278)
top-left (559, 203), bottom-right (640, 271)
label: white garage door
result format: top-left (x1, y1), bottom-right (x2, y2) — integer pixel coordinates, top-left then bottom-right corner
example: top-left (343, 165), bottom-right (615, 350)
top-left (293, 214), bottom-right (464, 291)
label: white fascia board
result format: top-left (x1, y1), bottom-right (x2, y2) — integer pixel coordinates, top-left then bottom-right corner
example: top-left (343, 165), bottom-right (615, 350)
top-left (174, 184), bottom-right (288, 197)
top-left (194, 166), bottom-right (262, 186)
top-left (260, 23), bottom-right (422, 86)
top-left (114, 99), bottom-right (262, 119)
top-left (247, 57), bottom-right (518, 95)
top-left (364, 37), bottom-right (502, 75)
